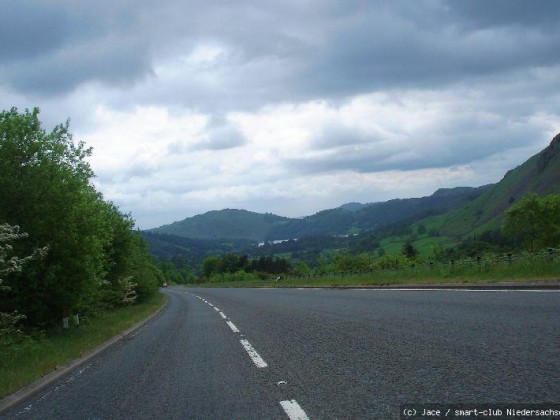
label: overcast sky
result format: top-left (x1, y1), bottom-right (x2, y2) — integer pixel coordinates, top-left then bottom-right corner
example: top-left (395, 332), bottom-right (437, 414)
top-left (2, 1), bottom-right (559, 228)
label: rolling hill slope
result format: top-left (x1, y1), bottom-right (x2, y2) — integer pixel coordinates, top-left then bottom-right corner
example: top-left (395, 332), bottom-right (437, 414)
top-left (149, 187), bottom-right (490, 242)
top-left (266, 186), bottom-right (491, 240)
top-left (149, 209), bottom-right (291, 241)
top-left (421, 133), bottom-right (560, 239)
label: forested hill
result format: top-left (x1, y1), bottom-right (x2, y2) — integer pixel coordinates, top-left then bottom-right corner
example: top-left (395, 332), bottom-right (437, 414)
top-left (149, 186), bottom-right (491, 242)
top-left (267, 185), bottom-right (492, 240)
top-left (149, 209), bottom-right (291, 241)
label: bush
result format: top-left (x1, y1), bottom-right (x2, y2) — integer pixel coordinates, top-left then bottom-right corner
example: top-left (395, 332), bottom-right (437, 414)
top-left (373, 254), bottom-right (409, 269)
top-left (0, 108), bottom-right (160, 328)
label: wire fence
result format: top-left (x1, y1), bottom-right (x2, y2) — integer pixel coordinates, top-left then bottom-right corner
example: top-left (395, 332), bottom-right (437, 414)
top-left (283, 248), bottom-right (560, 281)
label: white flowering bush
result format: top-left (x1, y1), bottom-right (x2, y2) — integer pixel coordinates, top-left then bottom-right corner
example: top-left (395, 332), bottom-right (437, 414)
top-left (118, 276), bottom-right (138, 305)
top-left (0, 224), bottom-right (47, 348)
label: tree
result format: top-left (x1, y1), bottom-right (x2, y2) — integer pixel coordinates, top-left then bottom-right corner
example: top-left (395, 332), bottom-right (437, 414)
top-left (0, 108), bottom-right (160, 326)
top-left (502, 193), bottom-right (560, 251)
top-left (401, 240), bottom-right (418, 260)
top-left (0, 108), bottom-right (104, 325)
top-left (202, 256), bottom-right (221, 279)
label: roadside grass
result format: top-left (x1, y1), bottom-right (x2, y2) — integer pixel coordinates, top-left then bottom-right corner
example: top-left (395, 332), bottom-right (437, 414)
top-left (0, 293), bottom-right (166, 399)
top-left (193, 257), bottom-right (560, 288)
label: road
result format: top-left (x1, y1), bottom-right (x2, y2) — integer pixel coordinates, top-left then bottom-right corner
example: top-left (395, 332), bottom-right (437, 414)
top-left (2, 286), bottom-right (559, 419)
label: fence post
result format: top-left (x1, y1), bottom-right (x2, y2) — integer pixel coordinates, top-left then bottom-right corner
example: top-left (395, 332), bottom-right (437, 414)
top-left (62, 309), bottom-right (69, 329)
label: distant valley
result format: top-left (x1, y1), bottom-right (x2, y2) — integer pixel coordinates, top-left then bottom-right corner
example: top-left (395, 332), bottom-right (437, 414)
top-left (143, 133), bottom-right (560, 265)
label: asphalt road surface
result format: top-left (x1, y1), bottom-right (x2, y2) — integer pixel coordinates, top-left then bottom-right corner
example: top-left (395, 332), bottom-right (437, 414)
top-left (2, 286), bottom-right (559, 419)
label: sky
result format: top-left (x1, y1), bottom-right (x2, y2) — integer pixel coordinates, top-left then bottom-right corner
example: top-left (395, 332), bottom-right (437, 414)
top-left (1, 0), bottom-right (560, 229)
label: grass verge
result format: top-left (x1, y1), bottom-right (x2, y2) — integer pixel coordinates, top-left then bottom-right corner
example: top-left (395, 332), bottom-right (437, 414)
top-left (0, 292), bottom-right (166, 399)
top-left (193, 258), bottom-right (560, 288)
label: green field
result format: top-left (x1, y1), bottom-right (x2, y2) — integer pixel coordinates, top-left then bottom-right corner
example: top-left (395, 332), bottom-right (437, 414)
top-left (195, 254), bottom-right (560, 288)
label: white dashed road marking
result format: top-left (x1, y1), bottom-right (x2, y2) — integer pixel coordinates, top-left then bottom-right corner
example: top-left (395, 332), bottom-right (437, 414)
top-left (280, 400), bottom-right (310, 420)
top-left (188, 291), bottom-right (309, 419)
top-left (226, 320), bottom-right (240, 333)
top-left (240, 339), bottom-right (268, 368)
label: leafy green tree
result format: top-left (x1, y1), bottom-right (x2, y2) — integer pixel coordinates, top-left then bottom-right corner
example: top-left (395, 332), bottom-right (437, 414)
top-left (0, 108), bottom-right (159, 326)
top-left (158, 255), bottom-right (194, 284)
top-left (293, 261), bottom-right (311, 276)
top-left (401, 240), bottom-right (418, 259)
top-left (202, 256), bottom-right (220, 279)
top-left (250, 255), bottom-right (291, 274)
top-left (0, 108), bottom-right (103, 325)
top-left (502, 193), bottom-right (560, 251)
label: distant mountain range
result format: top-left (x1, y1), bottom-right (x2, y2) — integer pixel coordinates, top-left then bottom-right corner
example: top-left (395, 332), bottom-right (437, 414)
top-left (148, 186), bottom-right (492, 242)
top-left (146, 132), bottom-right (560, 251)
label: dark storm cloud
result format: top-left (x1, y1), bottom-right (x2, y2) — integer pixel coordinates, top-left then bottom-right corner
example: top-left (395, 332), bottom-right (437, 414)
top-left (447, 0), bottom-right (560, 28)
top-left (2, 0), bottom-right (560, 105)
top-left (0, 2), bottom-right (69, 61)
top-left (296, 3), bottom-right (560, 99)
top-left (4, 37), bottom-right (151, 95)
top-left (0, 1), bottom-right (152, 95)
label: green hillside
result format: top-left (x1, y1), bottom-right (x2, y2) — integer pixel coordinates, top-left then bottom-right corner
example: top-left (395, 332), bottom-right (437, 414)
top-left (420, 133), bottom-right (560, 241)
top-left (149, 209), bottom-right (291, 241)
top-left (149, 186), bottom-right (489, 242)
top-left (265, 186), bottom-right (490, 240)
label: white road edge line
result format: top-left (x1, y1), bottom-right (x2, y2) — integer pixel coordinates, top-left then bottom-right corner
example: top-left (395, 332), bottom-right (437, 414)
top-left (280, 399), bottom-right (309, 420)
top-left (240, 339), bottom-right (268, 368)
top-left (219, 312), bottom-right (227, 319)
top-left (359, 288), bottom-right (560, 293)
top-left (226, 321), bottom-right (240, 333)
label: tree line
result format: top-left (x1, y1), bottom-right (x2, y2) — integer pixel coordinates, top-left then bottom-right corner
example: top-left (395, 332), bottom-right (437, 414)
top-left (156, 191), bottom-right (560, 283)
top-left (200, 254), bottom-right (292, 282)
top-left (0, 108), bottom-right (162, 340)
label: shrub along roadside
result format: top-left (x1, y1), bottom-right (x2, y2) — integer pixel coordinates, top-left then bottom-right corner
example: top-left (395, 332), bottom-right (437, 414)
top-left (188, 251), bottom-right (560, 288)
top-left (0, 292), bottom-right (166, 399)
top-left (0, 107), bottom-right (162, 331)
